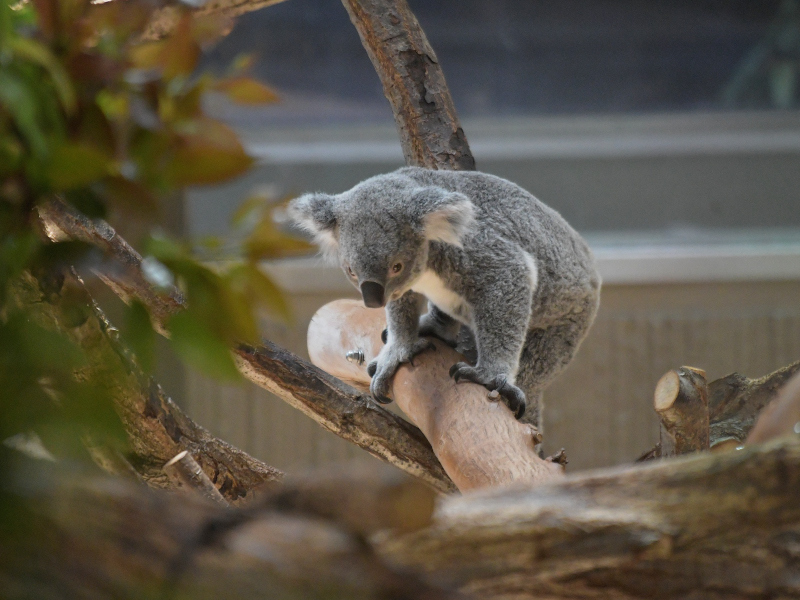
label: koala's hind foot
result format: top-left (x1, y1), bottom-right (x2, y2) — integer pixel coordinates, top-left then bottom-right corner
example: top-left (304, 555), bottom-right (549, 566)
top-left (367, 338), bottom-right (435, 404)
top-left (418, 304), bottom-right (461, 347)
top-left (448, 362), bottom-right (526, 420)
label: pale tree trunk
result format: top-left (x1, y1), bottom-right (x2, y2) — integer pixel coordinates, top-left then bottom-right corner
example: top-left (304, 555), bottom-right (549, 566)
top-left (308, 300), bottom-right (564, 492)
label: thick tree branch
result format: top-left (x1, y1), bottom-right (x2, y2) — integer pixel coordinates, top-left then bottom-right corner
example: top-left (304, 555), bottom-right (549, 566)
top-left (38, 199), bottom-right (455, 494)
top-left (307, 300), bottom-right (563, 491)
top-left (0, 462), bottom-right (456, 600)
top-left (341, 0), bottom-right (475, 170)
top-left (381, 435), bottom-right (800, 599)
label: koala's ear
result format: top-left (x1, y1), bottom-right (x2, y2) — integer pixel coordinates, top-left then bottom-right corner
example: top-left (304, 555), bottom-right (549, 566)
top-left (419, 188), bottom-right (475, 247)
top-left (288, 193), bottom-right (339, 257)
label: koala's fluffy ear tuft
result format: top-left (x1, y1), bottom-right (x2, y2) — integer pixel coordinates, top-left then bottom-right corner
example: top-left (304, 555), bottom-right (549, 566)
top-left (420, 188), bottom-right (475, 247)
top-left (288, 193), bottom-right (339, 258)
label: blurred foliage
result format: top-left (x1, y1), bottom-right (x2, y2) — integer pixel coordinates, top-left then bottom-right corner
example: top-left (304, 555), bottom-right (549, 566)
top-left (0, 0), bottom-right (312, 516)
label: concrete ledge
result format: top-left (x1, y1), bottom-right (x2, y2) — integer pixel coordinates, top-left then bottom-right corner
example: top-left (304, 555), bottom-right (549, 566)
top-left (263, 230), bottom-right (800, 292)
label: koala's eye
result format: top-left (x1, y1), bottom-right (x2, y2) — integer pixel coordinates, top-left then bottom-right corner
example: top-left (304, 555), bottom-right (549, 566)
top-left (390, 262), bottom-right (403, 275)
top-left (345, 265), bottom-right (356, 279)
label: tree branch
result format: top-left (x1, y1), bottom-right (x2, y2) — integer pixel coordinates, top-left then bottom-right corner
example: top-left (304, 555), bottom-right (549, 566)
top-left (654, 366), bottom-right (709, 455)
top-left (640, 360), bottom-right (800, 459)
top-left (38, 199), bottom-right (455, 494)
top-left (1, 462), bottom-right (457, 600)
top-left (12, 269), bottom-right (282, 504)
top-left (340, 0), bottom-right (475, 170)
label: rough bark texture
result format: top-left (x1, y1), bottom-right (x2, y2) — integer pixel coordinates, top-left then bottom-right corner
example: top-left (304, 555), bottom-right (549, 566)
top-left (380, 436), bottom-right (800, 600)
top-left (38, 203), bottom-right (454, 494)
top-left (747, 371), bottom-right (800, 445)
top-left (640, 360), bottom-right (800, 459)
top-left (654, 366), bottom-right (709, 456)
top-left (12, 270), bottom-right (282, 504)
top-left (164, 450), bottom-right (230, 506)
top-left (39, 199), bottom-right (184, 336)
top-left (235, 344), bottom-right (456, 494)
top-left (341, 0), bottom-right (475, 170)
top-left (0, 463), bottom-right (457, 600)
top-left (307, 300), bottom-right (563, 492)
top-left (710, 359), bottom-right (800, 446)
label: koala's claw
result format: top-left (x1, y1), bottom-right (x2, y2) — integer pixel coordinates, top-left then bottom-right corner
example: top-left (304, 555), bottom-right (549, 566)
top-left (449, 362), bottom-right (527, 420)
top-left (367, 338), bottom-right (435, 405)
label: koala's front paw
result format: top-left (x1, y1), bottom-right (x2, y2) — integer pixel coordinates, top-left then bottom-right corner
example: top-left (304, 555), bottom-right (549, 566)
top-left (367, 338), bottom-right (435, 404)
top-left (448, 363), bottom-right (527, 420)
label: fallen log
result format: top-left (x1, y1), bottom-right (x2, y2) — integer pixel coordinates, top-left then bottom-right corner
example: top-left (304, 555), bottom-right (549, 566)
top-left (307, 300), bottom-right (563, 492)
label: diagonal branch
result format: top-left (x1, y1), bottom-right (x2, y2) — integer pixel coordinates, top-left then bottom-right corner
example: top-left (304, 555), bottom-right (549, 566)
top-left (12, 269), bottom-right (282, 504)
top-left (39, 199), bottom-right (455, 494)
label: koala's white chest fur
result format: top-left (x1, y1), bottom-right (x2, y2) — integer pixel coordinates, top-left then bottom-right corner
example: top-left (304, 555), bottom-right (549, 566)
top-left (412, 270), bottom-right (472, 324)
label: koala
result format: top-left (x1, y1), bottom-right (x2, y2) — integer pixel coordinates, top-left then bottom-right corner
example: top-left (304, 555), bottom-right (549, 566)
top-left (289, 167), bottom-right (600, 429)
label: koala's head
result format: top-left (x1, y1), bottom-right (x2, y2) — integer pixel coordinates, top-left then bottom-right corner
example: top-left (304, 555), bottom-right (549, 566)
top-left (289, 173), bottom-right (474, 308)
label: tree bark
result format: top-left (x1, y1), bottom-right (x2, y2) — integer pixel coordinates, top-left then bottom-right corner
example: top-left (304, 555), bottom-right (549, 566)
top-left (11, 270), bottom-right (282, 504)
top-left (38, 200), bottom-right (455, 494)
top-left (341, 0), bottom-right (475, 170)
top-left (307, 300), bottom-right (563, 492)
top-left (746, 370), bottom-right (800, 445)
top-left (234, 344), bottom-right (456, 493)
top-left (380, 435), bottom-right (800, 600)
top-left (640, 360), bottom-right (800, 459)
top-left (710, 359), bottom-right (800, 447)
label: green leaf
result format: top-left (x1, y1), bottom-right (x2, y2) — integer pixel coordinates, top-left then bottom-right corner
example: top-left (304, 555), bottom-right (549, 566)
top-left (168, 311), bottom-right (241, 381)
top-left (0, 70), bottom-right (49, 158)
top-left (123, 301), bottom-right (155, 374)
top-left (166, 119), bottom-right (253, 186)
top-left (7, 37), bottom-right (77, 114)
top-left (227, 263), bottom-right (291, 323)
top-left (214, 77), bottom-right (279, 105)
top-left (46, 142), bottom-right (113, 190)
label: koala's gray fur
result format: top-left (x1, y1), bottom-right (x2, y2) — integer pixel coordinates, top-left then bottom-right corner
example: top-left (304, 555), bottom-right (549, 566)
top-left (290, 167), bottom-right (600, 429)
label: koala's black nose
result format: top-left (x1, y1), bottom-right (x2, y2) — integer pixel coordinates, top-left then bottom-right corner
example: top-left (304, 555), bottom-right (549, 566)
top-left (360, 281), bottom-right (385, 308)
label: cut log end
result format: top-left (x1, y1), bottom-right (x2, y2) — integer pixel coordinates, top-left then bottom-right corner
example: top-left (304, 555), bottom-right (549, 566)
top-left (654, 370), bottom-right (681, 412)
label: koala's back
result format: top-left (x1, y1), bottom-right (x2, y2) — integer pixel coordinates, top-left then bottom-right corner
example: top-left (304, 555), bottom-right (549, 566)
top-left (397, 167), bottom-right (599, 322)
